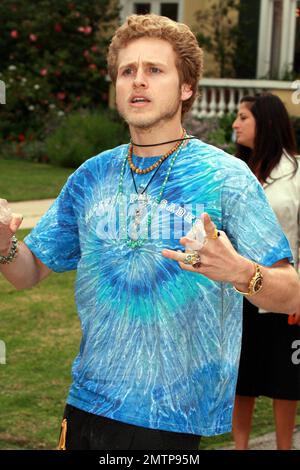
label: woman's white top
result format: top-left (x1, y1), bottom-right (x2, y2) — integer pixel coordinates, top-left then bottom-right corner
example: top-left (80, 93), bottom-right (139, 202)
top-left (263, 151), bottom-right (300, 272)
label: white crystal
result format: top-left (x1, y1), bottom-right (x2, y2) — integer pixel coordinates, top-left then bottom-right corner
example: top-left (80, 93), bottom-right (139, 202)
top-left (0, 199), bottom-right (13, 225)
top-left (185, 218), bottom-right (206, 251)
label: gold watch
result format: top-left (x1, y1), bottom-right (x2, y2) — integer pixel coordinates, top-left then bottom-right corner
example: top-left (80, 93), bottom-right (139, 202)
top-left (233, 263), bottom-right (263, 296)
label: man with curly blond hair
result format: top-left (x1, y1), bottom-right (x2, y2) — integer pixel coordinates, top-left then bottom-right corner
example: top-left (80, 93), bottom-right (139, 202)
top-left (1, 14), bottom-right (299, 450)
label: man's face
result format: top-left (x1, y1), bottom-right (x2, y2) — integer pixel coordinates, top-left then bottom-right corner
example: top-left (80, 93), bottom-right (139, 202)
top-left (115, 37), bottom-right (190, 130)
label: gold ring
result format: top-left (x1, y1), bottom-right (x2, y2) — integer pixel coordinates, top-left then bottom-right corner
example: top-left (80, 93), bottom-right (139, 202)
top-left (207, 228), bottom-right (220, 240)
top-left (183, 252), bottom-right (201, 267)
top-left (192, 257), bottom-right (202, 269)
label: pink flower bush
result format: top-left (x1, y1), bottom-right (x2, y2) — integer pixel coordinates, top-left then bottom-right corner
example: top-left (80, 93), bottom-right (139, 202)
top-left (54, 23), bottom-right (62, 32)
top-left (1, 0), bottom-right (118, 142)
top-left (57, 92), bottom-right (66, 100)
top-left (78, 25), bottom-right (92, 35)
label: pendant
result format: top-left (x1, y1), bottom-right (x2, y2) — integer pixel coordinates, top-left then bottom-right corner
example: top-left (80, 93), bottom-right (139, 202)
top-left (127, 205), bottom-right (140, 238)
top-left (137, 193), bottom-right (148, 204)
top-left (127, 198), bottom-right (148, 246)
top-left (128, 225), bottom-right (139, 241)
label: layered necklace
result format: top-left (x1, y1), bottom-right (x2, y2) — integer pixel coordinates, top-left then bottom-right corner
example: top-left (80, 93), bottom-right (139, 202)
top-left (117, 130), bottom-right (187, 248)
top-left (127, 135), bottom-right (183, 175)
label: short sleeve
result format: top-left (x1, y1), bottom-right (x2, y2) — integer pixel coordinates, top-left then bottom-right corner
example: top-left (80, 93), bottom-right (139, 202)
top-left (222, 170), bottom-right (293, 267)
top-left (24, 174), bottom-right (81, 272)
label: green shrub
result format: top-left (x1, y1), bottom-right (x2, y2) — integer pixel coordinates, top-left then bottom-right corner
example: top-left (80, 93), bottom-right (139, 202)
top-left (0, 0), bottom-right (119, 140)
top-left (0, 139), bottom-right (49, 164)
top-left (45, 110), bottom-right (129, 168)
top-left (207, 112), bottom-right (236, 154)
top-left (184, 112), bottom-right (236, 154)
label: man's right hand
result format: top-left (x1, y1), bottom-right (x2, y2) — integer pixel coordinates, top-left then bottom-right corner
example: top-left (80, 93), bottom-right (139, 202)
top-left (0, 199), bottom-right (52, 289)
top-left (0, 199), bottom-right (23, 256)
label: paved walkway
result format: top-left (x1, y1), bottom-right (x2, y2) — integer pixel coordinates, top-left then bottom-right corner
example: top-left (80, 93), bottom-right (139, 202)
top-left (8, 199), bottom-right (300, 451)
top-left (10, 199), bottom-right (55, 229)
top-left (249, 426), bottom-right (300, 450)
top-left (221, 426), bottom-right (300, 450)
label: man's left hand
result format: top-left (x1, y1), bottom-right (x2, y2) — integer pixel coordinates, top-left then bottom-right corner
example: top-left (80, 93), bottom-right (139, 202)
top-left (161, 212), bottom-right (254, 285)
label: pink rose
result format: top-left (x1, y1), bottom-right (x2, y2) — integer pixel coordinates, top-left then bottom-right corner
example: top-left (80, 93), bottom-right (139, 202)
top-left (57, 92), bottom-right (66, 100)
top-left (84, 26), bottom-right (92, 35)
top-left (40, 68), bottom-right (48, 76)
top-left (10, 30), bottom-right (19, 38)
top-left (29, 34), bottom-right (37, 42)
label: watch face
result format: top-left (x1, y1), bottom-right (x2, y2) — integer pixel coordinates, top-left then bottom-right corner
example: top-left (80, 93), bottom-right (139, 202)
top-left (254, 277), bottom-right (263, 292)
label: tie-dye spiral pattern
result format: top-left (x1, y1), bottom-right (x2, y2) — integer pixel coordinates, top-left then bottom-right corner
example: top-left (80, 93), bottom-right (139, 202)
top-left (24, 139), bottom-right (292, 435)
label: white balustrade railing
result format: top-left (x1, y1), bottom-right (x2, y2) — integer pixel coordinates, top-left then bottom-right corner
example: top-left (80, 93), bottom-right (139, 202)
top-left (192, 78), bottom-right (298, 118)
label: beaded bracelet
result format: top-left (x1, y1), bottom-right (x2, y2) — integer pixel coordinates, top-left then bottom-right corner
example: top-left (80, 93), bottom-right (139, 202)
top-left (0, 236), bottom-right (18, 264)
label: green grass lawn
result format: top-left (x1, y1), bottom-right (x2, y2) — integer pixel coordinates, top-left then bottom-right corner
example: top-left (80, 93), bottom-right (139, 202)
top-left (0, 159), bottom-right (73, 201)
top-left (0, 230), bottom-right (299, 449)
top-left (0, 229), bottom-right (80, 449)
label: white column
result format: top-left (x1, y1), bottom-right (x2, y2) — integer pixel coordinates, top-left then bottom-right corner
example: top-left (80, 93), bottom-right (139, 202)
top-left (151, 0), bottom-right (160, 14)
top-left (199, 88), bottom-right (208, 118)
top-left (256, 0), bottom-right (274, 78)
top-left (237, 88), bottom-right (245, 105)
top-left (279, 0), bottom-right (297, 77)
top-left (218, 88), bottom-right (226, 117)
top-left (208, 89), bottom-right (217, 117)
top-left (119, 0), bottom-right (131, 21)
top-left (227, 89), bottom-right (237, 114)
top-left (178, 0), bottom-right (184, 22)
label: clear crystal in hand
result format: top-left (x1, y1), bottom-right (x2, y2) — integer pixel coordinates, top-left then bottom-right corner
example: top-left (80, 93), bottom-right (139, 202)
top-left (0, 199), bottom-right (13, 225)
top-left (185, 219), bottom-right (206, 251)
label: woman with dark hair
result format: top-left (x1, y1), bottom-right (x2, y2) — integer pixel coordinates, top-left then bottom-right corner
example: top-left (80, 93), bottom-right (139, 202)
top-left (232, 93), bottom-right (300, 450)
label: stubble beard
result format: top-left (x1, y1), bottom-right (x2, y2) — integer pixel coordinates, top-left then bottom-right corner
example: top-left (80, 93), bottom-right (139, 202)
top-left (117, 91), bottom-right (182, 131)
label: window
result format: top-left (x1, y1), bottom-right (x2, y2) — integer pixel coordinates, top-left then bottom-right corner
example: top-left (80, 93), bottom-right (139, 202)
top-left (134, 3), bottom-right (151, 15)
top-left (120, 1), bottom-right (182, 22)
top-left (160, 3), bottom-right (178, 21)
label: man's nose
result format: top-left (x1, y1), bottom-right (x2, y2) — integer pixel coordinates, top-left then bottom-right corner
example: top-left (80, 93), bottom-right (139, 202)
top-left (133, 68), bottom-right (147, 88)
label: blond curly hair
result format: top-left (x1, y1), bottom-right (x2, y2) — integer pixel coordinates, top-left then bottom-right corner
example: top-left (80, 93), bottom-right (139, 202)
top-left (107, 14), bottom-right (203, 116)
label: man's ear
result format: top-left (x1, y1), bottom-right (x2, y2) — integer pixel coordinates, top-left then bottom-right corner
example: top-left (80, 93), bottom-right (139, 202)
top-left (181, 83), bottom-right (193, 102)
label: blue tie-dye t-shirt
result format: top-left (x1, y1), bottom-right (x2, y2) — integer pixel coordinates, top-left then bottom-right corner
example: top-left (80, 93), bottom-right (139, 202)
top-left (24, 139), bottom-right (292, 436)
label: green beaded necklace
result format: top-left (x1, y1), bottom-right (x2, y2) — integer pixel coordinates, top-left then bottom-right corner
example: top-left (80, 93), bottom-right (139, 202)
top-left (117, 138), bottom-right (185, 249)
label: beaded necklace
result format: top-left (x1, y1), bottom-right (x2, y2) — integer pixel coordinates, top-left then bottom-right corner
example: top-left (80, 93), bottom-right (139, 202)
top-left (128, 131), bottom-right (184, 175)
top-left (117, 138), bottom-right (186, 248)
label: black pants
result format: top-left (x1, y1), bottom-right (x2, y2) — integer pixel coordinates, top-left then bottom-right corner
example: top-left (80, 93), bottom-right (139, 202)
top-left (60, 404), bottom-right (201, 450)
